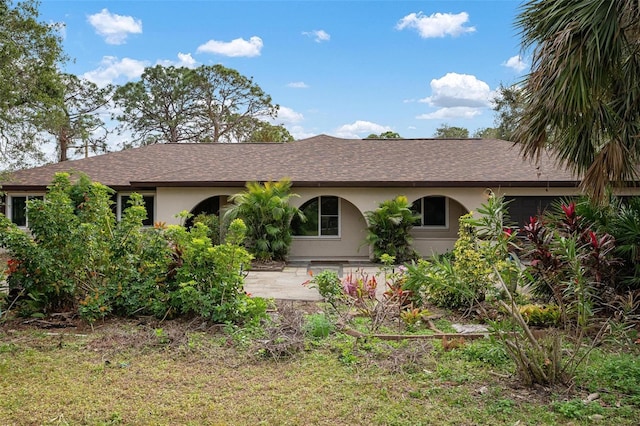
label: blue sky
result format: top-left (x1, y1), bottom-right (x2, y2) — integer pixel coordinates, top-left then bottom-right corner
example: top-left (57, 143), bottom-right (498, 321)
top-left (40, 0), bottom-right (527, 141)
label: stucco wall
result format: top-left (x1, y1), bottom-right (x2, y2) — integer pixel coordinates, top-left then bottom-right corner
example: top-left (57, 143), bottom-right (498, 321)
top-left (289, 198), bottom-right (368, 260)
top-left (156, 187), bottom-right (235, 224)
top-left (411, 198), bottom-right (467, 255)
top-left (154, 185), bottom-right (587, 259)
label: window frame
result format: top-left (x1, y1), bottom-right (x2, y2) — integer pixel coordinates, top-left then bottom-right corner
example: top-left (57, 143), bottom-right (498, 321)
top-left (6, 194), bottom-right (45, 228)
top-left (412, 196), bottom-right (449, 229)
top-left (293, 196), bottom-right (341, 238)
top-left (117, 193), bottom-right (156, 227)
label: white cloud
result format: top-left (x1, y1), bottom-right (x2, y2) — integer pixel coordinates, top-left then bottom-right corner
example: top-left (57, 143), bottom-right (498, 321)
top-left (288, 125), bottom-right (316, 140)
top-left (502, 54), bottom-right (527, 72)
top-left (396, 12), bottom-right (475, 38)
top-left (287, 81), bottom-right (309, 89)
top-left (423, 72), bottom-right (492, 108)
top-left (275, 106), bottom-right (304, 123)
top-left (416, 107), bottom-right (482, 120)
top-left (82, 56), bottom-right (149, 87)
top-left (418, 72), bottom-right (493, 119)
top-left (196, 36), bottom-right (263, 57)
top-left (335, 120), bottom-right (392, 138)
top-left (302, 30), bottom-right (330, 43)
top-left (157, 52), bottom-right (198, 68)
top-left (87, 9), bottom-right (142, 45)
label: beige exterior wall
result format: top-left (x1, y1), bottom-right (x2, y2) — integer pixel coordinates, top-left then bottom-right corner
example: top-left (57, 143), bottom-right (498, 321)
top-left (153, 184), bottom-right (591, 259)
top-left (411, 198), bottom-right (467, 256)
top-left (290, 198), bottom-right (368, 260)
top-left (155, 187), bottom-right (236, 224)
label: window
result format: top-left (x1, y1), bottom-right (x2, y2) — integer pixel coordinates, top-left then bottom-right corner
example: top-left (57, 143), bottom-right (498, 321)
top-left (120, 194), bottom-right (155, 226)
top-left (8, 195), bottom-right (44, 227)
top-left (292, 196), bottom-right (339, 237)
top-left (412, 196), bottom-right (447, 227)
top-left (504, 196), bottom-right (564, 227)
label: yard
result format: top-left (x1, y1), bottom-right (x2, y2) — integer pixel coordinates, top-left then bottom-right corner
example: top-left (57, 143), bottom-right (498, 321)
top-left (1, 184), bottom-right (640, 425)
top-left (1, 302), bottom-right (639, 426)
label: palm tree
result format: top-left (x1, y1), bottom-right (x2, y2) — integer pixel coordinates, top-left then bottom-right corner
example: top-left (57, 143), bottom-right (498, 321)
top-left (364, 195), bottom-right (420, 263)
top-left (225, 179), bottom-right (302, 262)
top-left (514, 0), bottom-right (640, 202)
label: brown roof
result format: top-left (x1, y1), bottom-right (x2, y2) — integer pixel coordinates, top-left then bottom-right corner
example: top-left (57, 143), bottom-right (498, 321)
top-left (0, 135), bottom-right (579, 190)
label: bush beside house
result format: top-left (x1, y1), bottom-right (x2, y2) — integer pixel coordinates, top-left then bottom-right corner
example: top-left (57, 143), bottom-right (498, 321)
top-left (0, 173), bottom-right (267, 325)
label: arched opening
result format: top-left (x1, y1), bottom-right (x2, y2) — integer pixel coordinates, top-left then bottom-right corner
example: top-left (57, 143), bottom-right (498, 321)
top-left (289, 195), bottom-right (368, 260)
top-left (185, 195), bottom-right (223, 228)
top-left (409, 195), bottom-right (470, 256)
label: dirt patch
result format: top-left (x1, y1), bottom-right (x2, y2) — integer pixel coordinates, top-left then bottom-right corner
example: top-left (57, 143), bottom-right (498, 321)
top-left (248, 259), bottom-right (286, 271)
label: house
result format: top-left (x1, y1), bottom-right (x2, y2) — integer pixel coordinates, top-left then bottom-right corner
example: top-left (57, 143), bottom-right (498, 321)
top-left (1, 135), bottom-right (632, 261)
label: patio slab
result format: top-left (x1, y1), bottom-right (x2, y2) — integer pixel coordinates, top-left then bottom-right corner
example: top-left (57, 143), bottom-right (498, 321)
top-left (243, 263), bottom-right (386, 301)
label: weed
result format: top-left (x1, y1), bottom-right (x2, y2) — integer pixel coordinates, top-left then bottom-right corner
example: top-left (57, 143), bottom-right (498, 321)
top-left (154, 328), bottom-right (170, 345)
top-left (460, 338), bottom-right (511, 367)
top-left (338, 348), bottom-right (358, 366)
top-left (553, 398), bottom-right (605, 420)
top-left (488, 398), bottom-right (516, 415)
top-left (304, 313), bottom-right (334, 340)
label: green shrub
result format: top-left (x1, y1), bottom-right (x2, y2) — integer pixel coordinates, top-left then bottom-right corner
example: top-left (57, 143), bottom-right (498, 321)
top-left (303, 270), bottom-right (342, 308)
top-left (224, 179), bottom-right (302, 262)
top-left (193, 213), bottom-right (221, 246)
top-left (1, 174), bottom-right (267, 326)
top-left (404, 214), bottom-right (493, 309)
top-left (167, 218), bottom-right (267, 324)
top-left (364, 195), bottom-right (419, 263)
top-left (103, 197), bottom-right (173, 319)
top-left (0, 173), bottom-right (116, 316)
top-left (518, 304), bottom-right (561, 326)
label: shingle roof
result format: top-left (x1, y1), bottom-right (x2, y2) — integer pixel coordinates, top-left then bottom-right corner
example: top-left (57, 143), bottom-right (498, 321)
top-left (0, 135), bottom-right (579, 190)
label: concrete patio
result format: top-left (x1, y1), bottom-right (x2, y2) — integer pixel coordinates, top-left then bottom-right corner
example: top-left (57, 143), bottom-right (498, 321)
top-left (243, 262), bottom-right (386, 301)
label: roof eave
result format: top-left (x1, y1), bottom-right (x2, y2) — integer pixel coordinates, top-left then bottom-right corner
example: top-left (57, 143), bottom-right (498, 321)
top-left (127, 180), bottom-right (582, 188)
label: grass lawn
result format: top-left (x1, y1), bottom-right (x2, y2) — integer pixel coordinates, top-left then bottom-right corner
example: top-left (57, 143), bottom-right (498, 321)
top-left (1, 306), bottom-right (639, 426)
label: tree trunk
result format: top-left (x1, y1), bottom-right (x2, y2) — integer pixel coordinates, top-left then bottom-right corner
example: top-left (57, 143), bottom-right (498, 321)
top-left (58, 126), bottom-right (69, 162)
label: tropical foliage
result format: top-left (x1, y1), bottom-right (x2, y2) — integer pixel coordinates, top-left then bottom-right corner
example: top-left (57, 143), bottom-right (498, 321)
top-left (404, 212), bottom-right (495, 310)
top-left (225, 179), bottom-right (302, 262)
top-left (515, 0), bottom-right (640, 201)
top-left (364, 195), bottom-right (420, 263)
top-left (405, 193), bottom-right (638, 386)
top-left (575, 194), bottom-right (640, 289)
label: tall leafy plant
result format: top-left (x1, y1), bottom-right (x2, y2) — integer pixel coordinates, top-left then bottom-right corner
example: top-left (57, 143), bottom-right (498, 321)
top-left (166, 218), bottom-right (266, 324)
top-left (225, 179), bottom-right (302, 262)
top-left (522, 200), bottom-right (619, 325)
top-left (364, 195), bottom-right (420, 263)
top-left (404, 213), bottom-right (494, 310)
top-left (0, 173), bottom-right (174, 319)
top-left (0, 173), bottom-right (112, 314)
top-left (577, 195), bottom-right (640, 289)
